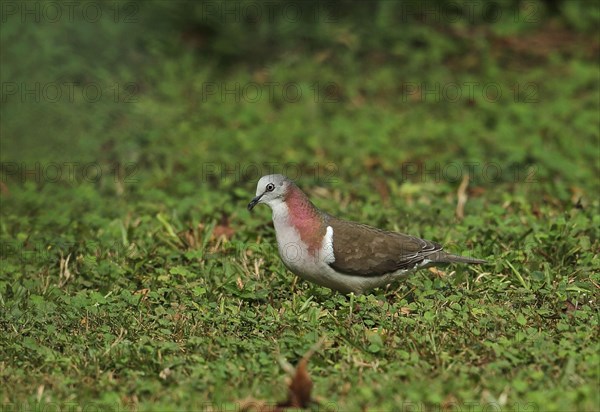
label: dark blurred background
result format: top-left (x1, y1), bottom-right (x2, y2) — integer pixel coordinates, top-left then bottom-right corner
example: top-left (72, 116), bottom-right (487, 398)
top-left (1, 0), bottom-right (598, 216)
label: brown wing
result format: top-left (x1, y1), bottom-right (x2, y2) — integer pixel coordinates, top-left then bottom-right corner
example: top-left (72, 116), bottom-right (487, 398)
top-left (326, 215), bottom-right (443, 277)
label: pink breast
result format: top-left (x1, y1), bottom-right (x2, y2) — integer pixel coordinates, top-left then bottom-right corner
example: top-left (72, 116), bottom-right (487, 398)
top-left (285, 187), bottom-right (325, 255)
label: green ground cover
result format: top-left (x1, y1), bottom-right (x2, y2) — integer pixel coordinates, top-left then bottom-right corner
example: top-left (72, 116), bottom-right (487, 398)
top-left (1, 1), bottom-right (598, 410)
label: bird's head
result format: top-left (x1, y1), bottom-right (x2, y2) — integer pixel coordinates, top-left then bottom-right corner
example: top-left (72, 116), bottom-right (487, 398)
top-left (247, 174), bottom-right (291, 211)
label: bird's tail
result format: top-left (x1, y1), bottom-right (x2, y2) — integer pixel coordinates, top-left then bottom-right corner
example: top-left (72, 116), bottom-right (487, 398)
top-left (433, 252), bottom-right (487, 265)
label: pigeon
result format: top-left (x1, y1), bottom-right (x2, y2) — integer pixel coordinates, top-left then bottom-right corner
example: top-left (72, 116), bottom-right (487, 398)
top-left (248, 174), bottom-right (486, 294)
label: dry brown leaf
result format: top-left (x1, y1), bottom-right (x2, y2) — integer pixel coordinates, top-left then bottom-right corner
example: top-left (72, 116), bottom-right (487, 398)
top-left (238, 358), bottom-right (315, 411)
top-left (121, 395), bottom-right (138, 412)
top-left (532, 203), bottom-right (542, 218)
top-left (442, 394), bottom-right (460, 410)
top-left (469, 186), bottom-right (486, 197)
top-left (213, 213), bottom-right (235, 240)
top-left (236, 277), bottom-right (244, 290)
top-left (428, 267), bottom-right (447, 277)
top-left (134, 288), bottom-right (150, 303)
top-left (374, 178), bottom-right (390, 204)
top-left (496, 23), bottom-right (598, 59)
top-left (182, 229), bottom-right (197, 249)
top-left (59, 253), bottom-right (72, 287)
top-left (238, 339), bottom-right (325, 411)
top-left (455, 173), bottom-right (469, 221)
top-left (213, 225), bottom-right (235, 239)
top-left (280, 357), bottom-right (313, 408)
top-left (563, 300), bottom-right (578, 315)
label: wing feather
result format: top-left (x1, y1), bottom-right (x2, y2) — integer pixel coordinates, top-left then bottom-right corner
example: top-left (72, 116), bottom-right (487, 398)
top-left (326, 215), bottom-right (443, 277)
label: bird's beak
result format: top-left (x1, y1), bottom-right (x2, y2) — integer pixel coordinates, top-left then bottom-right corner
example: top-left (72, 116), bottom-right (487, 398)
top-left (247, 194), bottom-right (263, 211)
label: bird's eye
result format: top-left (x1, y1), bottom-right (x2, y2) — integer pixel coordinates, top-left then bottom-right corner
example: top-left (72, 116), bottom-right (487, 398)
top-left (266, 183), bottom-right (275, 192)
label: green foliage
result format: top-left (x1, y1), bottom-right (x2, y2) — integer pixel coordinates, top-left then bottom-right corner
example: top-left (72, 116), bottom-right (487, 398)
top-left (1, 0), bottom-right (599, 410)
